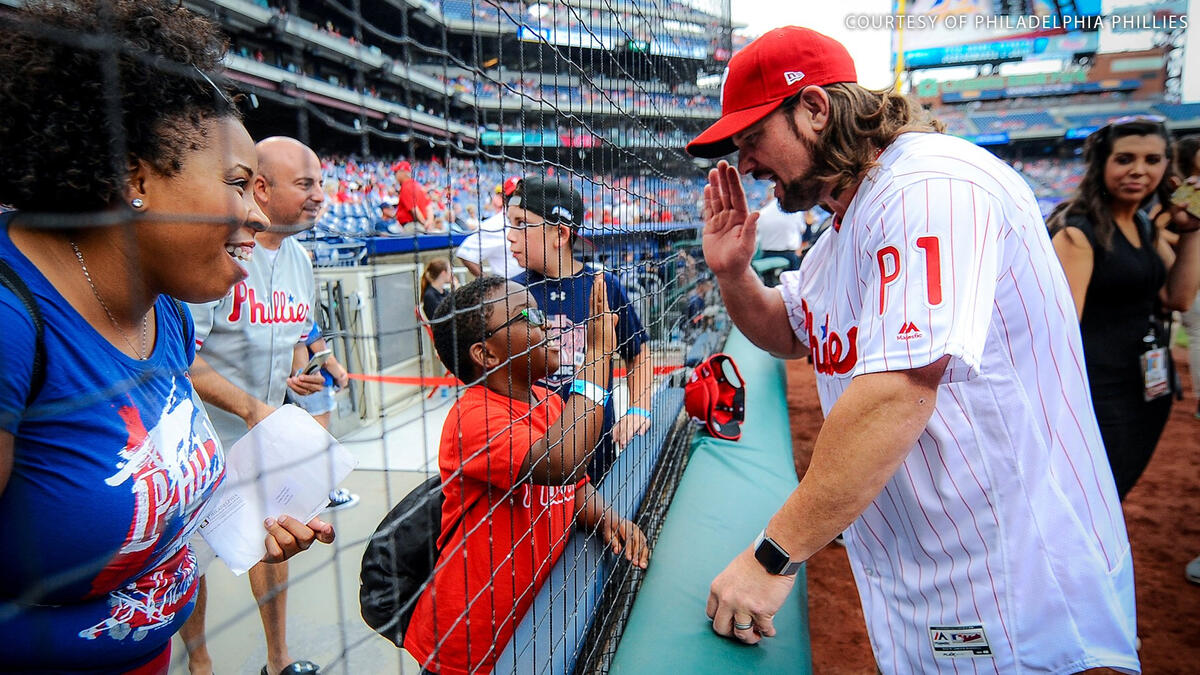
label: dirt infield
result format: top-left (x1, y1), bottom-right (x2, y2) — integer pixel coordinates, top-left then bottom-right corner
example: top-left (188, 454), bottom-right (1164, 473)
top-left (786, 348), bottom-right (1200, 674)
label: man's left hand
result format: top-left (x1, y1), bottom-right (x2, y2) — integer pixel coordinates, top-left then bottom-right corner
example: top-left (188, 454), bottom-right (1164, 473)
top-left (613, 412), bottom-right (651, 447)
top-left (706, 547), bottom-right (795, 645)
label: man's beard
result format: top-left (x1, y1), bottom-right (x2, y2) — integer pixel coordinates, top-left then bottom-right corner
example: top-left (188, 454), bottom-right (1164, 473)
top-left (778, 134), bottom-right (829, 214)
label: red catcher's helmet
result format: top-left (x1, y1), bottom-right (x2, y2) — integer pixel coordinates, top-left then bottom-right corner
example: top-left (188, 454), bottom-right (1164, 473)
top-left (684, 353), bottom-right (746, 441)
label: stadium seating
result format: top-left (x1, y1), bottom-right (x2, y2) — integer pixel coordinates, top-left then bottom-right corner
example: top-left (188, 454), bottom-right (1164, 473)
top-left (1154, 102), bottom-right (1200, 123)
top-left (970, 110), bottom-right (1058, 134)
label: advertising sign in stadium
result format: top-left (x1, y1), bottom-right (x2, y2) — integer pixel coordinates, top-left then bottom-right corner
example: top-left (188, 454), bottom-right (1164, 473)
top-left (892, 0), bottom-right (1102, 69)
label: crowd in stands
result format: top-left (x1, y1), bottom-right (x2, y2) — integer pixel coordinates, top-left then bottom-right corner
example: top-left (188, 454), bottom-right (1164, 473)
top-left (434, 73), bottom-right (718, 113)
top-left (971, 110), bottom-right (1059, 134)
top-left (305, 152), bottom-right (1085, 247)
top-left (946, 91), bottom-right (1134, 112)
top-left (929, 99), bottom-right (1200, 136)
top-left (308, 156), bottom-right (727, 242)
top-left (436, 0), bottom-right (715, 57)
top-left (1011, 157), bottom-right (1085, 215)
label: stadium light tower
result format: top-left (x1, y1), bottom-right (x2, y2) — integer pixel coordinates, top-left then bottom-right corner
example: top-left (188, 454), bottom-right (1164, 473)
top-left (1158, 18), bottom-right (1188, 102)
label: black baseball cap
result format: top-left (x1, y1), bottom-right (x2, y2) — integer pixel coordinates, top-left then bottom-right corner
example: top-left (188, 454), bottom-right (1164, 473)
top-left (509, 177), bottom-right (585, 228)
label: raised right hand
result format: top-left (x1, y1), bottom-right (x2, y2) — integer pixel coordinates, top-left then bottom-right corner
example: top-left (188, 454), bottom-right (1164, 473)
top-left (583, 270), bottom-right (619, 362)
top-left (703, 160), bottom-right (760, 277)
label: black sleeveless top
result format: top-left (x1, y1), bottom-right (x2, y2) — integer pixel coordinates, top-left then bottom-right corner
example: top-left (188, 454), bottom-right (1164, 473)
top-left (1067, 212), bottom-right (1166, 393)
top-left (422, 284), bottom-right (450, 321)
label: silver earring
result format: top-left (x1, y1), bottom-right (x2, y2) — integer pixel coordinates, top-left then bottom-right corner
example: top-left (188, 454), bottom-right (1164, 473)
top-left (131, 198), bottom-right (144, 209)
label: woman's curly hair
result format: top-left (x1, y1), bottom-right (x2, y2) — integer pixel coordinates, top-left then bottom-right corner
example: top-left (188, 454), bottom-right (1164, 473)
top-left (0, 0), bottom-right (239, 211)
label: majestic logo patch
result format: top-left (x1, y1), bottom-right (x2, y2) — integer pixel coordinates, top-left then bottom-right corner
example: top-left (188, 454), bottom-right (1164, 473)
top-left (929, 624), bottom-right (992, 658)
top-left (897, 322), bottom-right (924, 341)
top-left (784, 70), bottom-right (806, 86)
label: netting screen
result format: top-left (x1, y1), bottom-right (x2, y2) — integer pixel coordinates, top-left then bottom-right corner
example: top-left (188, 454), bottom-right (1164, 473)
top-left (0, 0), bottom-right (740, 672)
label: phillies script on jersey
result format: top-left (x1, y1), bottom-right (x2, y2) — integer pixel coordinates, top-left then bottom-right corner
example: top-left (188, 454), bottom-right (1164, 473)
top-left (225, 282), bottom-right (311, 325)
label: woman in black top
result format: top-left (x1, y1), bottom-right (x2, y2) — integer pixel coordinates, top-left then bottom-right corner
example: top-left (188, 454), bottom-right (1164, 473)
top-left (1050, 117), bottom-right (1200, 499)
top-left (420, 258), bottom-right (454, 320)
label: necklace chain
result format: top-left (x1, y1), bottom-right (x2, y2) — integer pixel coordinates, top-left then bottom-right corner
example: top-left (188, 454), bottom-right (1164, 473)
top-left (70, 240), bottom-right (148, 359)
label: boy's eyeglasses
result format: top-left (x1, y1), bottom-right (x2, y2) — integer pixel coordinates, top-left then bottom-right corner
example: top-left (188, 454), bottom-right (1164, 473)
top-left (484, 307), bottom-right (547, 339)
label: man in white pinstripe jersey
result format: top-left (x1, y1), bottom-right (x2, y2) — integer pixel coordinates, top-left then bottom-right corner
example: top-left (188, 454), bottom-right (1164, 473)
top-left (690, 27), bottom-right (1138, 674)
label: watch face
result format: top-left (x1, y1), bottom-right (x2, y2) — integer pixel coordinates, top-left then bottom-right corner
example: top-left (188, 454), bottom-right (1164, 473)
top-left (755, 537), bottom-right (789, 575)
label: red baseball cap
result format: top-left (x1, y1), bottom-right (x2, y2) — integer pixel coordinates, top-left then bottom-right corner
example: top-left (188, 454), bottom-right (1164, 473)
top-left (684, 353), bottom-right (746, 441)
top-left (393, 160), bottom-right (412, 173)
top-left (686, 26), bottom-right (857, 159)
top-left (495, 175), bottom-right (521, 197)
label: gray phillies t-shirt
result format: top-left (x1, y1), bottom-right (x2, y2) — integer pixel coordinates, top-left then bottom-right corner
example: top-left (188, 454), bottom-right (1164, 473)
top-left (188, 237), bottom-right (316, 448)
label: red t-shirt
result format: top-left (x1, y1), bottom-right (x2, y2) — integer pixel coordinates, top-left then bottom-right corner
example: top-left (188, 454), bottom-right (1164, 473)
top-left (397, 178), bottom-right (432, 225)
top-left (405, 385), bottom-right (585, 675)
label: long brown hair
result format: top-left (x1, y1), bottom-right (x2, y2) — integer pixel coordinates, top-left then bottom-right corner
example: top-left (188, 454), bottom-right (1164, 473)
top-left (780, 83), bottom-right (943, 198)
top-left (1047, 119), bottom-right (1175, 250)
top-left (420, 258), bottom-right (450, 297)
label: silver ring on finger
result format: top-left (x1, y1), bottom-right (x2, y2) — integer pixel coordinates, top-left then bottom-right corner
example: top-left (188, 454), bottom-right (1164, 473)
top-left (733, 621), bottom-right (753, 631)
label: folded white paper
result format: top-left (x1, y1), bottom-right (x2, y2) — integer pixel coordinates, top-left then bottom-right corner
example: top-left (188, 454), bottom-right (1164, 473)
top-left (198, 404), bottom-right (358, 574)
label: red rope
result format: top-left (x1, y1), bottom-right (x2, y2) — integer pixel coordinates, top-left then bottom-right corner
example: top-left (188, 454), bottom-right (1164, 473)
top-left (346, 364), bottom-right (682, 387)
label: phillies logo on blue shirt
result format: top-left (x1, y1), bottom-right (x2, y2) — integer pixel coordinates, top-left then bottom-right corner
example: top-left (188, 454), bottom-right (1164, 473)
top-left (78, 379), bottom-right (224, 643)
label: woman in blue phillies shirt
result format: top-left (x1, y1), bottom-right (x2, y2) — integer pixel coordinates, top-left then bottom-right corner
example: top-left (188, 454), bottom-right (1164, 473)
top-left (0, 2), bottom-right (334, 672)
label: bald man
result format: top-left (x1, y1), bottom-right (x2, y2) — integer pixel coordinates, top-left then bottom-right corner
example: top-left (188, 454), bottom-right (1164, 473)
top-left (180, 137), bottom-right (327, 675)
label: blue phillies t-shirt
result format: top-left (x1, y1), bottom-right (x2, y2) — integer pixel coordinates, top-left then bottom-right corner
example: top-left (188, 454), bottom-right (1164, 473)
top-left (0, 217), bottom-right (225, 672)
top-left (512, 267), bottom-right (647, 481)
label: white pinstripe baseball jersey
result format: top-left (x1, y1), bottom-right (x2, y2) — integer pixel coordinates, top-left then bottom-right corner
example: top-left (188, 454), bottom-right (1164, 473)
top-left (779, 132), bottom-right (1138, 674)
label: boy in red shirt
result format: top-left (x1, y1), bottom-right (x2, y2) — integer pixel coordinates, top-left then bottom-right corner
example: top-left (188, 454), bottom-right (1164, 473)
top-left (404, 275), bottom-right (650, 675)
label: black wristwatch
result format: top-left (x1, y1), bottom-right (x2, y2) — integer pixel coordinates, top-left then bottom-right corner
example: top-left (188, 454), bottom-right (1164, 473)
top-left (753, 529), bottom-right (802, 576)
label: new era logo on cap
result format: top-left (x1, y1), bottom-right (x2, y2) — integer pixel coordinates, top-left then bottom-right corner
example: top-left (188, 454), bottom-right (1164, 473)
top-left (784, 71), bottom-right (805, 86)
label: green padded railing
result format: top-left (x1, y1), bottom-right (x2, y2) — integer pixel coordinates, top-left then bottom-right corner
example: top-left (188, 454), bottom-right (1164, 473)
top-left (608, 329), bottom-right (812, 675)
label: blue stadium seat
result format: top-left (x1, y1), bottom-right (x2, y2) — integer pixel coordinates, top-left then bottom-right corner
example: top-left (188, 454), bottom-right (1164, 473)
top-left (969, 110), bottom-right (1057, 134)
top-left (1153, 102), bottom-right (1200, 122)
